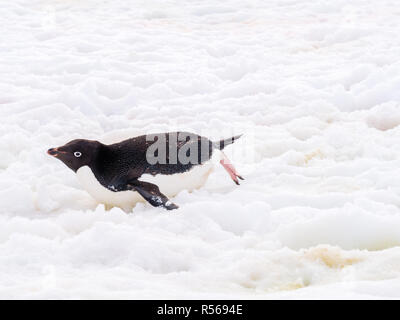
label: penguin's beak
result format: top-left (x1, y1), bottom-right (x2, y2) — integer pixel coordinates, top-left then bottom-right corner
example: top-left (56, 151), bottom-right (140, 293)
top-left (47, 148), bottom-right (59, 156)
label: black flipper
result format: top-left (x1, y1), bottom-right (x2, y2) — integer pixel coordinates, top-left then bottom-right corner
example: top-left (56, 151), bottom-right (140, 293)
top-left (126, 180), bottom-right (179, 210)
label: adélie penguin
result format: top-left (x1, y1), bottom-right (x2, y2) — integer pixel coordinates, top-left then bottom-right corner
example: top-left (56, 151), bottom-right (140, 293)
top-left (47, 132), bottom-right (243, 211)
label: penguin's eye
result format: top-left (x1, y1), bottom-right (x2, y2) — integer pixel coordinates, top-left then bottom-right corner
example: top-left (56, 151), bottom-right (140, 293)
top-left (74, 151), bottom-right (82, 158)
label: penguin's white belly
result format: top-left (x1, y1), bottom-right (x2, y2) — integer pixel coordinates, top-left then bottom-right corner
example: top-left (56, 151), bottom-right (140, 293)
top-left (76, 161), bottom-right (214, 210)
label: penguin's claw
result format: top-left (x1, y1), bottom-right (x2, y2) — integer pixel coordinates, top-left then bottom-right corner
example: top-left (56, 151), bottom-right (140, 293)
top-left (165, 202), bottom-right (179, 210)
top-left (219, 152), bottom-right (244, 186)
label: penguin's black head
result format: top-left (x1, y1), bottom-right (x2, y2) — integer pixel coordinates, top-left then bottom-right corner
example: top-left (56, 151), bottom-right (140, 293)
top-left (47, 139), bottom-right (102, 172)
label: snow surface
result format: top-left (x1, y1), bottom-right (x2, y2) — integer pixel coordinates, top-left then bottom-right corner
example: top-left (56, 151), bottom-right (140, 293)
top-left (1, 0), bottom-right (400, 299)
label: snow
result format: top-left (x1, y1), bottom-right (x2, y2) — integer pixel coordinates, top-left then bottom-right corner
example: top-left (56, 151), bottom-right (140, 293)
top-left (1, 0), bottom-right (400, 299)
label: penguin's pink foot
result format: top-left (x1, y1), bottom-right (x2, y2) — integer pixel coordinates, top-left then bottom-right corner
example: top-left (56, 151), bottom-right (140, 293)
top-left (220, 153), bottom-right (244, 185)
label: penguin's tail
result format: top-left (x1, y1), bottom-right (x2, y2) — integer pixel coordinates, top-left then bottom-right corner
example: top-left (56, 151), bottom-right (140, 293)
top-left (213, 134), bottom-right (243, 150)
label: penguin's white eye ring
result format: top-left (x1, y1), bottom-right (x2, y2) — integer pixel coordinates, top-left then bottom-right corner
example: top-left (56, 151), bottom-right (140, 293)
top-left (74, 151), bottom-right (82, 158)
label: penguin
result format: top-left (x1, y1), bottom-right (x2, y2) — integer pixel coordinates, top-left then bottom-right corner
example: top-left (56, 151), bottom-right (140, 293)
top-left (47, 132), bottom-right (243, 210)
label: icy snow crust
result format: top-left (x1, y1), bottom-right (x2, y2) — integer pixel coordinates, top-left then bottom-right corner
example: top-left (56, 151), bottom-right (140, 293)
top-left (1, 0), bottom-right (400, 299)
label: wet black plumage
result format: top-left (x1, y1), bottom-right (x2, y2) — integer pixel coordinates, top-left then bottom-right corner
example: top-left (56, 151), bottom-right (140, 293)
top-left (91, 132), bottom-right (240, 188)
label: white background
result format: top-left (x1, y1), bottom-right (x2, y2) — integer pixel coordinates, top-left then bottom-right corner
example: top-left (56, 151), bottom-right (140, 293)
top-left (1, 0), bottom-right (400, 298)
